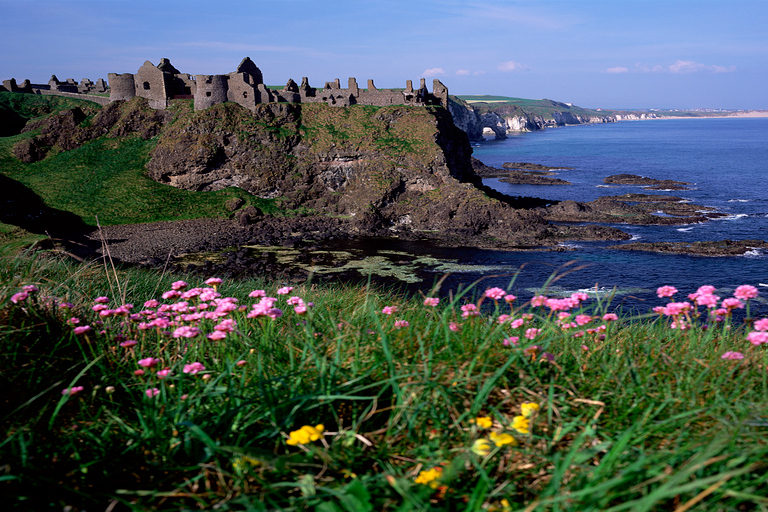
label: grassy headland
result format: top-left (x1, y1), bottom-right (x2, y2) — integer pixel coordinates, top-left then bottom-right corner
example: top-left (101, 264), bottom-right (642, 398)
top-left (1, 247), bottom-right (767, 510)
top-left (1, 92), bottom-right (767, 510)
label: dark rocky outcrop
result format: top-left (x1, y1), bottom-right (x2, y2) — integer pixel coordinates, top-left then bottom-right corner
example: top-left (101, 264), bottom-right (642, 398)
top-left (604, 174), bottom-right (691, 190)
top-left (540, 195), bottom-right (723, 225)
top-left (143, 101), bottom-right (627, 249)
top-left (608, 240), bottom-right (768, 257)
top-left (471, 158), bottom-right (571, 185)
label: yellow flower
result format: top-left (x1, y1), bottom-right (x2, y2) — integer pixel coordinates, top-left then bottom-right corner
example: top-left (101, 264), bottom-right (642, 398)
top-left (232, 455), bottom-right (261, 472)
top-left (286, 424), bottom-right (325, 446)
top-left (415, 467), bottom-right (442, 489)
top-left (512, 415), bottom-right (530, 434)
top-left (470, 416), bottom-right (493, 429)
top-left (489, 431), bottom-right (517, 447)
top-left (521, 402), bottom-right (540, 418)
top-left (471, 438), bottom-right (493, 456)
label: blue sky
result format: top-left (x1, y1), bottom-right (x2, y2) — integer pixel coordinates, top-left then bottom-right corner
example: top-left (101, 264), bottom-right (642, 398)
top-left (2, 0), bottom-right (766, 110)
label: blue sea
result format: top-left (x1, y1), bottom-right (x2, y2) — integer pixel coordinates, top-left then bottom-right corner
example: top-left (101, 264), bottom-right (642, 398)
top-left (328, 117), bottom-right (768, 313)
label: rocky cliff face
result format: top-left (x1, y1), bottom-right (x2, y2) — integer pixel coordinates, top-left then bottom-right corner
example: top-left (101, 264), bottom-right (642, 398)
top-left (143, 100), bottom-right (626, 246)
top-left (448, 100), bottom-right (626, 140)
top-left (9, 96), bottom-right (629, 249)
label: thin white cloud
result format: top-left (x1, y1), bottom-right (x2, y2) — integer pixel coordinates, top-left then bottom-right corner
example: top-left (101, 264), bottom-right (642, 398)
top-left (606, 66), bottom-right (629, 74)
top-left (456, 69), bottom-right (470, 76)
top-left (627, 60), bottom-right (737, 74)
top-left (497, 60), bottom-right (528, 72)
top-left (422, 67), bottom-right (446, 77)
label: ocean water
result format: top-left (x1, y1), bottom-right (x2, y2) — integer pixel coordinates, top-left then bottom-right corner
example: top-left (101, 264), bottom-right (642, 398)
top-left (322, 118), bottom-right (768, 314)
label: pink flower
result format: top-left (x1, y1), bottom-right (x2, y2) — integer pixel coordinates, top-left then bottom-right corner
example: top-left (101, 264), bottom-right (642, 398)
top-left (61, 386), bottom-right (84, 396)
top-left (68, 317), bottom-right (80, 325)
top-left (162, 290), bottom-right (181, 300)
top-left (119, 340), bottom-right (138, 348)
top-left (502, 336), bottom-right (519, 347)
top-left (721, 351), bottom-right (744, 360)
top-left (575, 314), bottom-right (593, 326)
top-left (181, 288), bottom-right (202, 300)
top-left (138, 357), bottom-right (160, 368)
top-left (248, 289), bottom-right (266, 298)
top-left (602, 313), bottom-right (619, 322)
top-left (747, 331), bottom-right (768, 345)
top-left (449, 322), bottom-right (461, 332)
top-left (277, 286), bottom-right (294, 295)
top-left (236, 360), bottom-right (247, 367)
top-left (510, 318), bottom-right (525, 329)
top-left (205, 277), bottom-right (223, 286)
top-left (570, 292), bottom-right (589, 303)
top-left (656, 286), bottom-right (678, 298)
top-left (696, 285), bottom-right (717, 296)
top-left (10, 292), bottom-right (29, 303)
top-left (286, 296), bottom-right (303, 305)
top-left (394, 320), bottom-right (409, 329)
top-left (294, 305), bottom-right (308, 315)
top-left (504, 294), bottom-right (517, 303)
top-left (171, 281), bottom-right (188, 291)
top-left (753, 318), bottom-right (768, 332)
top-left (531, 295), bottom-right (548, 307)
top-left (145, 388), bottom-right (160, 398)
top-left (695, 294), bottom-right (720, 308)
top-left (207, 331), bottom-right (227, 341)
top-left (524, 328), bottom-right (541, 340)
top-left (423, 297), bottom-right (440, 307)
top-left (382, 306), bottom-right (398, 315)
top-left (156, 369), bottom-right (172, 379)
top-left (663, 302), bottom-right (691, 317)
top-left (134, 369), bottom-right (145, 376)
top-left (199, 290), bottom-right (219, 302)
top-left (22, 285), bottom-right (39, 293)
top-left (73, 325), bottom-right (92, 335)
top-left (94, 296), bottom-right (110, 304)
top-left (183, 362), bottom-right (206, 375)
top-left (734, 285), bottom-right (759, 301)
top-left (215, 319), bottom-right (236, 332)
top-left (461, 304), bottom-right (479, 318)
top-left (484, 287), bottom-right (506, 300)
top-left (721, 298), bottom-right (744, 310)
top-left (498, 314), bottom-right (511, 324)
top-left (172, 326), bottom-right (200, 338)
top-left (144, 299), bottom-right (159, 308)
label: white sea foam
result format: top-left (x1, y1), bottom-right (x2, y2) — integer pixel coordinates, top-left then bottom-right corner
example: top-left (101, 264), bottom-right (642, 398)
top-left (743, 248), bottom-right (765, 258)
top-left (630, 234), bottom-right (642, 241)
top-left (728, 199), bottom-right (751, 203)
top-left (676, 226), bottom-right (695, 232)
top-left (714, 213), bottom-right (749, 221)
top-left (558, 242), bottom-right (582, 249)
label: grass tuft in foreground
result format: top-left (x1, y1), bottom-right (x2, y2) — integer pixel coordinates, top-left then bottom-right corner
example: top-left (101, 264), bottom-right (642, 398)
top-left (1, 249), bottom-right (767, 511)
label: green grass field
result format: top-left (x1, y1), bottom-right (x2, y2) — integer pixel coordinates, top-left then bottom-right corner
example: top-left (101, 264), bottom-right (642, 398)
top-left (1, 92), bottom-right (767, 511)
top-left (1, 248), bottom-right (767, 511)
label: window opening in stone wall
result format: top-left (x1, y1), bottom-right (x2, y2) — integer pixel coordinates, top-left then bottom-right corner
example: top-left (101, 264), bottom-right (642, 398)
top-left (143, 82), bottom-right (150, 90)
top-left (243, 91), bottom-right (248, 98)
top-left (206, 91), bottom-right (212, 97)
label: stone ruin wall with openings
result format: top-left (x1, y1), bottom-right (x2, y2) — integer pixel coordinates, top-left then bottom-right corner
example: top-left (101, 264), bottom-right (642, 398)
top-left (2, 57), bottom-right (449, 112)
top-left (106, 57), bottom-right (449, 112)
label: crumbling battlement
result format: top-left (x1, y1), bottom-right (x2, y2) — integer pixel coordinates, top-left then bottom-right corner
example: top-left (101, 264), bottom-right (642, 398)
top-left (107, 57), bottom-right (449, 111)
top-left (1, 75), bottom-right (111, 105)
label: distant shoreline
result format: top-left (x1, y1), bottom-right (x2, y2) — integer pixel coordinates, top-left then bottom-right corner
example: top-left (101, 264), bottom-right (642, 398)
top-left (653, 111), bottom-right (768, 119)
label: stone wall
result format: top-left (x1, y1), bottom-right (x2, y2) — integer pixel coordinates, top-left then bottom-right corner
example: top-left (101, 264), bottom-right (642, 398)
top-left (115, 57), bottom-right (449, 112)
top-left (1, 77), bottom-right (110, 106)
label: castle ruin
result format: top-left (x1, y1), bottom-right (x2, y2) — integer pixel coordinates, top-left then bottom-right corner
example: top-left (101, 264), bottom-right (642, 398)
top-left (107, 57), bottom-right (449, 111)
top-left (2, 57), bottom-right (449, 111)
